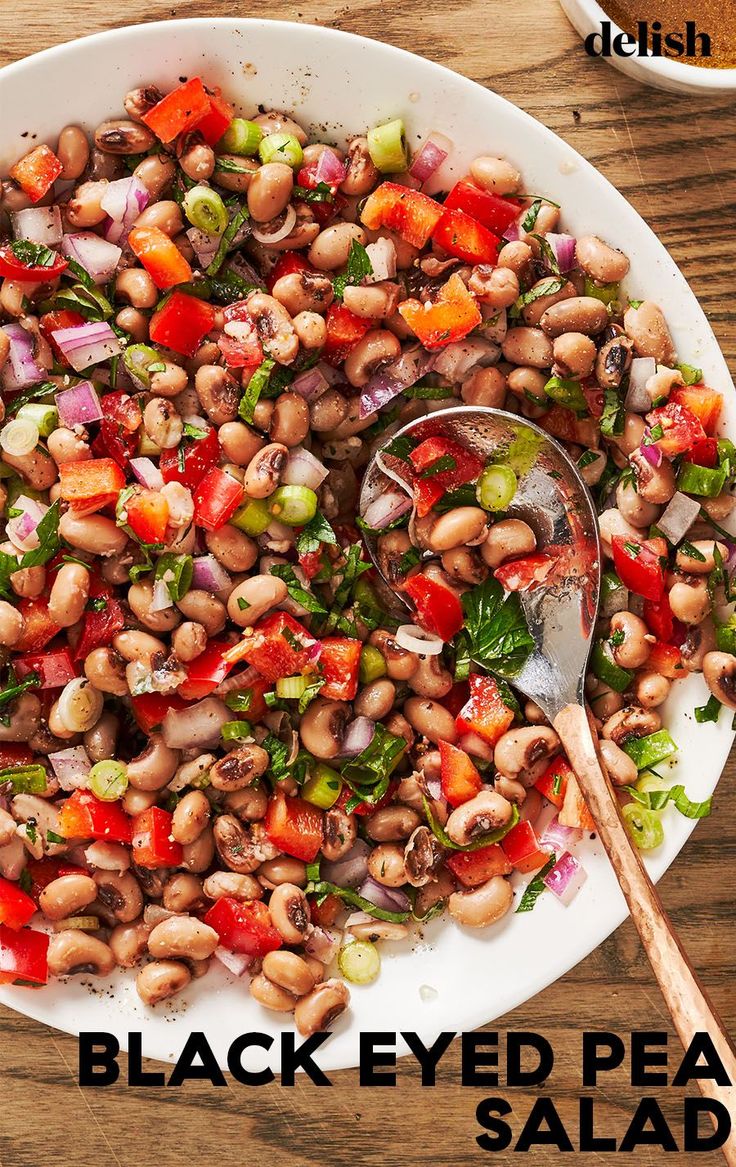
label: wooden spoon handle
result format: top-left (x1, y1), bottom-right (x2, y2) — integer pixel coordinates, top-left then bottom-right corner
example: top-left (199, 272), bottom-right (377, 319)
top-left (553, 701), bottom-right (736, 1162)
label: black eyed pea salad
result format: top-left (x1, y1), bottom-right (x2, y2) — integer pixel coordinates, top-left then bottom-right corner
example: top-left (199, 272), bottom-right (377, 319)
top-left (0, 73), bottom-right (728, 1032)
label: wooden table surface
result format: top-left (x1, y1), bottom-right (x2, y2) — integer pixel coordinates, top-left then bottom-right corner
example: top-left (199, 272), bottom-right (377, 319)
top-left (0, 2), bottom-right (734, 1163)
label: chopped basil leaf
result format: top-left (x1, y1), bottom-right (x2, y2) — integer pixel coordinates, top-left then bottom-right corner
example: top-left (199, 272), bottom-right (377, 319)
top-left (293, 182), bottom-right (335, 204)
top-left (599, 388), bottom-right (625, 438)
top-left (420, 454), bottom-right (457, 478)
top-left (239, 357), bottom-right (275, 424)
top-left (10, 239), bottom-right (58, 268)
top-left (676, 362), bottom-right (702, 386)
top-left (694, 695), bottom-right (721, 724)
top-left (296, 511), bottom-right (338, 556)
top-left (206, 204), bottom-right (250, 277)
top-left (621, 783), bottom-right (712, 820)
top-left (516, 853), bottom-right (557, 913)
top-left (269, 564), bottom-right (327, 614)
top-left (461, 576), bottom-right (535, 677)
top-left (333, 239), bottom-right (373, 300)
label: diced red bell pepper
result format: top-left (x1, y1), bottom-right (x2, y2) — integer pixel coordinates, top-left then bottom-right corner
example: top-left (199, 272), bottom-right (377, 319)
top-left (131, 807), bottom-right (182, 869)
top-left (74, 594), bottom-right (126, 661)
top-left (193, 466), bottom-right (245, 532)
top-left (685, 437), bottom-right (718, 468)
top-left (0, 924), bottom-right (49, 986)
top-left (0, 745), bottom-right (33, 769)
top-left (39, 309), bottom-right (86, 367)
top-left (334, 778), bottom-right (398, 818)
top-left (9, 144), bottom-right (63, 203)
top-left (195, 89), bottom-right (235, 146)
top-left (439, 740), bottom-right (482, 808)
top-left (611, 535), bottom-right (665, 602)
top-left (432, 207), bottom-right (501, 265)
top-left (178, 639), bottom-right (234, 700)
top-left (456, 674), bottom-right (515, 746)
top-left (669, 384), bottom-right (722, 436)
top-left (231, 674), bottom-right (271, 722)
top-left (149, 291), bottom-right (216, 358)
top-left (129, 225), bottom-right (193, 291)
top-left (403, 574), bottom-right (464, 641)
top-left (319, 637), bottom-right (362, 701)
top-left (443, 680), bottom-right (469, 719)
top-left (646, 640), bottom-right (685, 680)
top-left (264, 790), bottom-right (324, 863)
top-left (501, 820), bottom-right (552, 873)
top-left (308, 891), bottom-right (342, 927)
top-left (444, 179), bottom-right (521, 235)
top-left (642, 594), bottom-right (674, 643)
top-left (558, 773), bottom-right (595, 831)
top-left (399, 272), bottom-right (481, 351)
top-left (94, 391), bottom-right (142, 468)
top-left (0, 243), bottom-right (67, 281)
top-left (266, 251), bottom-right (314, 293)
top-left (537, 404), bottom-right (600, 449)
top-left (14, 597), bottom-right (61, 654)
top-left (238, 612), bottom-right (317, 682)
top-left (535, 755), bottom-right (572, 810)
top-left (203, 896), bottom-right (283, 958)
top-left (494, 553), bottom-right (556, 593)
top-left (14, 647), bottom-right (76, 690)
top-left (124, 488), bottom-right (170, 544)
top-left (408, 435), bottom-right (485, 518)
top-left (321, 302), bottom-right (373, 365)
top-left (646, 401), bottom-right (706, 458)
top-left (141, 77), bottom-right (211, 143)
top-left (59, 790), bottom-right (132, 845)
top-left (25, 858), bottom-right (87, 904)
top-left (59, 458), bottom-right (126, 516)
top-left (0, 877), bottom-right (36, 931)
top-left (294, 164), bottom-right (344, 225)
top-left (446, 843), bottom-right (512, 888)
top-left (159, 421), bottom-right (220, 488)
top-left (360, 182), bottom-right (444, 248)
top-left (218, 300), bottom-right (264, 368)
top-left (131, 692), bottom-right (190, 734)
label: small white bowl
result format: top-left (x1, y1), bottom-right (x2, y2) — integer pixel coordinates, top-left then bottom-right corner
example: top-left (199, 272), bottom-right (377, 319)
top-left (560, 0), bottom-right (736, 94)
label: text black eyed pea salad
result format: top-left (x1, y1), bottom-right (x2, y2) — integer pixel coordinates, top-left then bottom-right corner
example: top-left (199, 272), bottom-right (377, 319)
top-left (0, 74), bottom-right (728, 1033)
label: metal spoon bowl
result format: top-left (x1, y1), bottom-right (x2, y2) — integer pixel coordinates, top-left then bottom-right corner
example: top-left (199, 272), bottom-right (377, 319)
top-left (359, 405), bottom-right (736, 1154)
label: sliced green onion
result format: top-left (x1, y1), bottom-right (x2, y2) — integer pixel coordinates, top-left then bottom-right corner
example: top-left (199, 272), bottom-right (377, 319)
top-left (221, 720), bottom-right (253, 742)
top-left (477, 464), bottom-right (517, 511)
top-left (258, 132), bottom-right (304, 169)
top-left (544, 375), bottom-right (588, 414)
top-left (183, 184), bottom-right (229, 235)
top-left (622, 803), bottom-right (664, 850)
top-left (338, 939), bottom-right (381, 984)
top-left (0, 417), bottom-right (39, 457)
top-left (267, 485), bottom-right (318, 527)
top-left (302, 763), bottom-right (343, 809)
top-left (124, 343), bottom-right (161, 391)
top-left (636, 773), bottom-right (668, 796)
top-left (154, 553), bottom-right (193, 602)
top-left (590, 639), bottom-right (633, 694)
top-left (584, 275), bottom-right (619, 306)
top-left (16, 402), bottom-right (58, 437)
top-left (231, 497), bottom-right (272, 537)
top-left (367, 118), bottom-right (407, 173)
top-left (219, 118), bottom-right (263, 155)
top-left (622, 730), bottom-right (677, 771)
top-left (0, 764), bottom-right (47, 793)
top-left (54, 916), bottom-right (100, 932)
top-left (88, 759), bottom-right (128, 802)
top-left (676, 461), bottom-right (727, 498)
top-left (137, 433), bottom-right (161, 457)
top-left (359, 644), bottom-right (387, 685)
top-left (275, 675), bottom-right (310, 700)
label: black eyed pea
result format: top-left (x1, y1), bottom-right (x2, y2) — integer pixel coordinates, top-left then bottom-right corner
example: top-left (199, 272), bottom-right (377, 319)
top-left (0, 331), bottom-right (9, 372)
top-left (702, 493), bottom-right (736, 522)
top-left (133, 153), bottom-right (176, 198)
top-left (224, 785), bottom-right (269, 823)
top-left (147, 915), bottom-right (220, 961)
top-left (595, 335), bottom-right (634, 391)
top-left (250, 973), bottom-right (297, 1012)
top-left (133, 200), bottom-right (184, 237)
top-left (633, 671), bottom-right (671, 709)
top-left (448, 874), bottom-right (514, 928)
top-left (501, 327), bottom-right (554, 370)
top-left (427, 507), bottom-right (488, 553)
top-left (269, 391), bottom-right (310, 448)
top-left (623, 301), bottom-right (676, 365)
top-left (321, 809), bottom-right (357, 863)
top-left (407, 655), bottom-right (454, 700)
top-left (367, 843), bottom-right (408, 888)
top-left (113, 629), bottom-right (167, 663)
top-left (57, 125), bottom-right (90, 181)
top-left (299, 698), bottom-right (349, 760)
top-left (539, 297), bottom-right (609, 338)
top-left (172, 790), bottom-right (211, 846)
top-left (368, 630), bottom-right (419, 681)
top-left (703, 652), bottom-right (736, 709)
top-left (294, 979), bottom-right (350, 1037)
top-left (59, 511), bottom-right (128, 557)
top-left (127, 734), bottom-right (180, 792)
top-left (309, 387), bottom-right (349, 433)
top-left (347, 918), bottom-right (409, 942)
top-left (578, 449), bottom-right (607, 487)
top-left (65, 180), bottom-right (109, 228)
top-left (343, 281), bottom-right (400, 321)
top-left (308, 222), bottom-right (367, 272)
top-left (481, 519), bottom-right (536, 569)
top-left (115, 266), bottom-right (158, 309)
top-left (194, 365), bottom-right (239, 427)
top-left (257, 855), bottom-right (308, 889)
top-left (494, 726), bottom-right (559, 783)
top-left (0, 599), bottom-right (24, 648)
top-left (461, 366), bottom-right (507, 409)
top-left (441, 547), bottom-right (488, 587)
top-left (171, 621), bottom-right (208, 663)
top-left (601, 705), bottom-right (661, 746)
top-left (247, 293), bottom-right (299, 365)
top-left (615, 479), bottom-right (660, 529)
top-left (303, 143), bottom-right (345, 166)
top-left (629, 449), bottom-right (676, 505)
top-left (109, 919), bottom-right (153, 968)
top-left (293, 311), bottom-right (327, 350)
top-left (497, 241), bottom-right (535, 282)
top-left (676, 540), bottom-right (728, 575)
top-left (115, 306), bottom-right (149, 343)
top-left (252, 400), bottom-right (275, 432)
top-left (215, 154), bottom-right (259, 193)
top-left (149, 361), bottom-right (189, 398)
top-left (56, 677), bottom-right (104, 734)
top-left (271, 270), bottom-right (334, 316)
top-left (344, 330), bottom-right (401, 388)
top-left (365, 805), bottom-right (421, 843)
top-left (353, 679), bottom-right (396, 722)
top-left (470, 156), bottom-right (521, 196)
top-left (128, 580), bottom-right (181, 633)
top-left (227, 574), bottom-right (288, 628)
top-left (521, 279), bottom-right (576, 327)
top-left (203, 871), bottom-right (263, 901)
top-left (143, 397), bottom-right (182, 450)
top-left (598, 739), bottom-right (639, 787)
top-left (247, 162), bottom-right (294, 222)
top-left (669, 578), bottom-right (712, 626)
top-left (253, 110), bottom-right (308, 144)
top-left (179, 139), bottom-right (216, 182)
top-left (206, 524), bottom-right (258, 573)
top-left (553, 332), bottom-right (597, 379)
top-left (9, 560), bottom-right (46, 600)
top-left (262, 951), bottom-right (316, 997)
top-left (83, 711), bottom-right (119, 762)
top-left (217, 422), bottom-right (264, 469)
top-left (3, 448), bottom-right (60, 492)
top-left (494, 776), bottom-right (528, 805)
top-left (39, 874), bottom-right (98, 921)
top-left (0, 692), bottom-right (40, 743)
top-left (94, 870), bottom-right (144, 923)
top-left (95, 118), bottom-right (155, 155)
top-left (0, 809), bottom-right (17, 848)
top-left (176, 590), bottom-right (227, 637)
top-left (269, 882), bottom-right (311, 945)
top-left (341, 136), bottom-right (379, 196)
top-left (609, 611), bottom-right (651, 669)
top-left (213, 816), bottom-right (266, 875)
top-left (445, 791), bottom-right (513, 847)
top-left (468, 264), bottom-right (519, 309)
top-left (181, 826), bottom-right (216, 875)
top-left (209, 744), bottom-right (269, 792)
top-left (48, 932), bottom-right (116, 977)
top-left (403, 696), bottom-right (458, 745)
top-left (136, 959), bottom-right (192, 1005)
top-left (575, 235), bottom-right (630, 284)
top-left (123, 788), bottom-right (157, 817)
top-left (47, 427), bottom-right (92, 465)
top-left (123, 84), bottom-right (164, 122)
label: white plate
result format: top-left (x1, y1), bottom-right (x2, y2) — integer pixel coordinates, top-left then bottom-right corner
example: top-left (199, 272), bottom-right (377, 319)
top-left (0, 18), bottom-right (733, 1072)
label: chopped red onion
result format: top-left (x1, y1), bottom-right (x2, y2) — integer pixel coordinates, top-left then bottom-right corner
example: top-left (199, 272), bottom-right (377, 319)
top-left (303, 926), bottom-right (341, 963)
top-left (657, 491), bottom-right (701, 545)
top-left (186, 226), bottom-right (222, 268)
top-left (48, 745), bottom-right (92, 792)
top-left (539, 815), bottom-right (582, 851)
top-left (502, 217), bottom-right (521, 243)
top-left (546, 232), bottom-right (577, 273)
top-left (129, 456), bottom-right (164, 491)
top-left (55, 379), bottom-right (103, 428)
top-left (457, 731), bottom-right (493, 760)
top-left (358, 876), bottom-right (411, 914)
top-left (282, 446), bottom-right (329, 490)
top-left (433, 337), bottom-right (499, 382)
top-left (314, 149), bottom-right (347, 185)
top-left (365, 237), bottom-right (397, 283)
top-left (624, 356), bottom-right (657, 412)
top-left (100, 176), bottom-right (150, 244)
top-left (62, 233), bottom-right (122, 285)
top-left (1, 323), bottom-right (47, 390)
top-left (151, 579), bottom-right (174, 612)
top-left (424, 774), bottom-right (442, 800)
top-left (191, 554), bottom-right (231, 592)
top-left (396, 624), bottom-right (444, 655)
top-left (322, 839), bottom-right (371, 888)
top-left (252, 205), bottom-right (296, 245)
top-left (6, 496), bottom-right (47, 553)
top-left (409, 133), bottom-right (452, 183)
top-left (639, 435), bottom-right (663, 468)
top-left (361, 490), bottom-right (412, 531)
top-left (340, 716), bottom-right (375, 758)
top-left (305, 639), bottom-right (322, 666)
top-left (291, 366), bottom-right (330, 401)
top-left (359, 346), bottom-right (435, 417)
top-left (162, 696), bottom-right (231, 749)
top-left (12, 206), bottom-right (63, 247)
top-left (543, 850), bottom-right (587, 905)
top-left (214, 946), bottom-right (252, 977)
top-left (50, 321), bottom-right (122, 373)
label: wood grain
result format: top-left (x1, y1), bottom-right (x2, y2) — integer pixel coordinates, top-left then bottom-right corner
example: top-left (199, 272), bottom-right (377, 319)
top-left (0, 2), bottom-right (735, 1164)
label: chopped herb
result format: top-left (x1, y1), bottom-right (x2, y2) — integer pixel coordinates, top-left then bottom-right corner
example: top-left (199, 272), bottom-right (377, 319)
top-left (5, 380), bottom-right (57, 418)
top-left (677, 363), bottom-right (702, 386)
top-left (599, 388), bottom-right (625, 438)
top-left (516, 853), bottom-right (557, 913)
top-left (239, 357), bottom-right (275, 424)
top-left (15, 500), bottom-right (60, 571)
top-left (182, 422), bottom-right (207, 440)
top-left (398, 546), bottom-right (422, 575)
top-left (296, 511), bottom-right (338, 557)
top-left (577, 449), bottom-right (600, 470)
top-left (420, 454), bottom-right (457, 478)
top-left (403, 384), bottom-right (455, 401)
top-left (293, 182), bottom-right (335, 204)
top-left (46, 830), bottom-right (65, 845)
top-left (528, 233), bottom-right (560, 274)
top-left (694, 695), bottom-right (721, 724)
top-left (434, 483), bottom-right (477, 513)
top-left (423, 795), bottom-right (519, 852)
top-left (341, 723), bottom-right (406, 810)
top-left (10, 240), bottom-right (58, 268)
top-left (628, 299), bottom-right (643, 309)
top-left (333, 239), bottom-right (374, 299)
top-left (269, 564), bottom-right (327, 614)
top-left (306, 879), bottom-right (409, 923)
top-left (237, 597), bottom-right (251, 611)
top-left (461, 576), bottom-right (535, 677)
top-left (225, 690), bottom-right (252, 713)
top-left (512, 276), bottom-right (566, 316)
top-left (206, 204), bottom-right (250, 277)
top-left (262, 733), bottom-right (292, 783)
top-left (609, 628), bottom-right (625, 648)
top-left (621, 783), bottom-right (712, 820)
top-left (623, 541), bottom-right (641, 557)
top-left (383, 434), bottom-right (416, 462)
top-left (679, 540), bottom-right (707, 563)
top-left (298, 676), bottom-right (325, 714)
top-left (520, 199), bottom-right (543, 232)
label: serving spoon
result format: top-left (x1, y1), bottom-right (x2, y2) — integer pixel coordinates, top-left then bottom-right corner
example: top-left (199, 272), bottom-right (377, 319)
top-left (359, 405), bottom-right (736, 1157)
